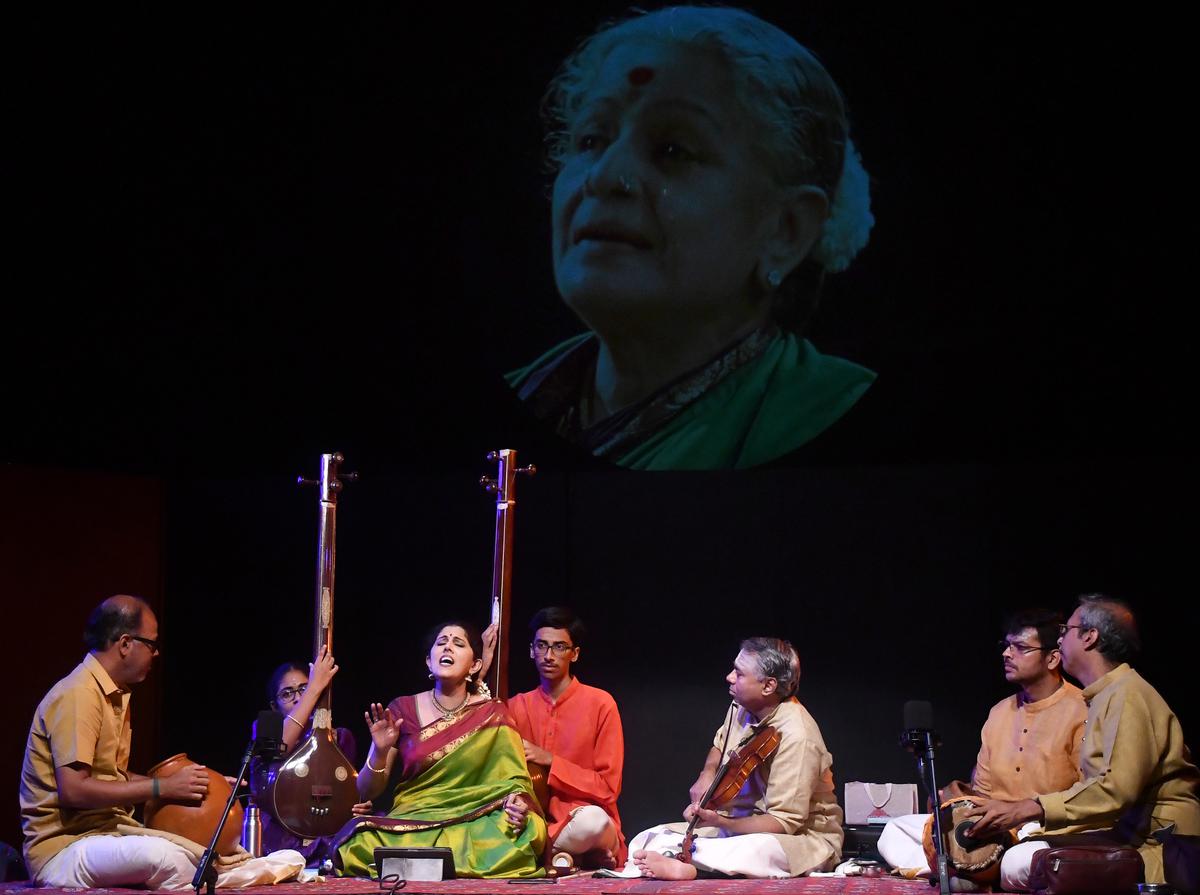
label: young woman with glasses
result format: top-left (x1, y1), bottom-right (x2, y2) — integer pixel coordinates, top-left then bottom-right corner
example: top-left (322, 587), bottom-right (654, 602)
top-left (254, 647), bottom-right (370, 864)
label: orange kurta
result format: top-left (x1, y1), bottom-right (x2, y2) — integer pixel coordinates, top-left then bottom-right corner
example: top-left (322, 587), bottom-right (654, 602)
top-left (507, 678), bottom-right (626, 863)
top-left (971, 681), bottom-right (1087, 801)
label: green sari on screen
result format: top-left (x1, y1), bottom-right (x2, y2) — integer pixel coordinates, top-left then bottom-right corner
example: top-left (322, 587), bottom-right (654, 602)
top-left (508, 326), bottom-right (875, 470)
top-left (334, 697), bottom-right (546, 879)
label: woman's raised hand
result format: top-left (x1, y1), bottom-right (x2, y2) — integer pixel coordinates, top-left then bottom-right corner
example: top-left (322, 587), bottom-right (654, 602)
top-left (364, 702), bottom-right (400, 753)
top-left (479, 622), bottom-right (498, 682)
top-left (308, 645), bottom-right (339, 693)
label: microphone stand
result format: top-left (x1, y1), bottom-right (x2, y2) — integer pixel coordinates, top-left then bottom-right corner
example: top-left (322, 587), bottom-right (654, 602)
top-left (901, 727), bottom-right (951, 895)
top-left (192, 731), bottom-right (278, 895)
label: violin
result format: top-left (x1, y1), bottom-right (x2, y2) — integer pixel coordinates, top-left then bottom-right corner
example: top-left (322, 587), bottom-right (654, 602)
top-left (679, 723), bottom-right (781, 864)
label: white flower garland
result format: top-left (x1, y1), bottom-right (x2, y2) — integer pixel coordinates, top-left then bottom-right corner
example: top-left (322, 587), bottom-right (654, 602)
top-left (812, 138), bottom-right (874, 274)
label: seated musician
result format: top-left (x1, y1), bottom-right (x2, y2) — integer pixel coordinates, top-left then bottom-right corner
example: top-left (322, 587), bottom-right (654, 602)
top-left (20, 595), bottom-right (214, 888)
top-left (965, 595), bottom-right (1200, 893)
top-left (878, 608), bottom-right (1087, 876)
top-left (617, 637), bottom-right (843, 880)
top-left (251, 647), bottom-right (370, 865)
top-left (506, 607), bottom-right (625, 871)
top-left (332, 621), bottom-right (547, 878)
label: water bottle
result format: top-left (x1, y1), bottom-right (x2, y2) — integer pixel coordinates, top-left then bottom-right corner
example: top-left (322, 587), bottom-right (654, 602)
top-left (241, 802), bottom-right (263, 857)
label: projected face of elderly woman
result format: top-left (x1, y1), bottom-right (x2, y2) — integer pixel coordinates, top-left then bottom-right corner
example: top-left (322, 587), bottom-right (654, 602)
top-left (551, 39), bottom-right (827, 414)
top-left (513, 7), bottom-right (874, 470)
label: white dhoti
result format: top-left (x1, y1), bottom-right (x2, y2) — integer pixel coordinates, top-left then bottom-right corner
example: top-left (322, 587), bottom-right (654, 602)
top-left (552, 804), bottom-right (620, 858)
top-left (611, 823), bottom-right (790, 879)
top-left (998, 837), bottom-right (1053, 892)
top-left (38, 835), bottom-right (200, 890)
top-left (878, 813), bottom-right (931, 872)
top-left (37, 835), bottom-right (306, 891)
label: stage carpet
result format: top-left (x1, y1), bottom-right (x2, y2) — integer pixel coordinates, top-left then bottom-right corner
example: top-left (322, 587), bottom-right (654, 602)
top-left (1, 876), bottom-right (941, 895)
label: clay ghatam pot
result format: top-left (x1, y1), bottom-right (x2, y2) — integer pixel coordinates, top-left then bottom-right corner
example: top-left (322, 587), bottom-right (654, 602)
top-left (144, 753), bottom-right (244, 856)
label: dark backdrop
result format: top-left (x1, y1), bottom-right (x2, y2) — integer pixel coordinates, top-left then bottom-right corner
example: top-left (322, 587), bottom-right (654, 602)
top-left (5, 4), bottom-right (1194, 851)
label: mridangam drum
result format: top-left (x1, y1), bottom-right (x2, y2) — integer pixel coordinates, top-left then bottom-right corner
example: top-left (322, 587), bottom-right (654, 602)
top-left (921, 796), bottom-right (1018, 884)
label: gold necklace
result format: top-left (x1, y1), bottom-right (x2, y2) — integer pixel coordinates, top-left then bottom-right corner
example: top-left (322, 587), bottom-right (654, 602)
top-left (430, 688), bottom-right (470, 720)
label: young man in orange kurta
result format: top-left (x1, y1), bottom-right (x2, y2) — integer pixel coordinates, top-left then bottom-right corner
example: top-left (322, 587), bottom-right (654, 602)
top-left (506, 607), bottom-right (625, 871)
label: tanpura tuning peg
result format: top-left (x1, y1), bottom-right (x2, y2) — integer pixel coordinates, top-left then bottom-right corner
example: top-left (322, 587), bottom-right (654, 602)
top-left (486, 450), bottom-right (500, 461)
top-left (339, 471), bottom-right (360, 483)
top-left (480, 476), bottom-right (499, 493)
top-left (517, 464), bottom-right (536, 476)
top-left (297, 476), bottom-right (316, 486)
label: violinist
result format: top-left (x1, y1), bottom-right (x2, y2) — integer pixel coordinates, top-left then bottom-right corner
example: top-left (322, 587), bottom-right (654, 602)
top-left (619, 638), bottom-right (843, 880)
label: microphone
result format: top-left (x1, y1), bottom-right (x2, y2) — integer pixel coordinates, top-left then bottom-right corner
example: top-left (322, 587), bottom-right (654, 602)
top-left (253, 710), bottom-right (285, 758)
top-left (899, 701), bottom-right (951, 895)
top-left (900, 700), bottom-right (940, 753)
top-left (903, 700), bottom-right (934, 732)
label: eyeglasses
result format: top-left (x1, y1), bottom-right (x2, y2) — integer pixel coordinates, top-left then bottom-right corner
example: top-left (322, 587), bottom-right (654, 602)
top-left (998, 639), bottom-right (1050, 655)
top-left (276, 685), bottom-right (307, 702)
top-left (531, 641), bottom-right (575, 656)
top-left (129, 635), bottom-right (160, 655)
top-left (1057, 623), bottom-right (1090, 638)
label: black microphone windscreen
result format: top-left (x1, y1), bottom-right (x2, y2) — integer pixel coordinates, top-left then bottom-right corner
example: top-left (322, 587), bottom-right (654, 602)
top-left (903, 700), bottom-right (934, 731)
top-left (256, 710), bottom-right (284, 743)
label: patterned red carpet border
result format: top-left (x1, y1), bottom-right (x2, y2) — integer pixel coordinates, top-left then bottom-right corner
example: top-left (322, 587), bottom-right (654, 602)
top-left (0, 877), bottom-right (944, 895)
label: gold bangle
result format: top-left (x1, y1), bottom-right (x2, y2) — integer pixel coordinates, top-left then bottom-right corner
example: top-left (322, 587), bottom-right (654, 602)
top-left (285, 714), bottom-right (305, 730)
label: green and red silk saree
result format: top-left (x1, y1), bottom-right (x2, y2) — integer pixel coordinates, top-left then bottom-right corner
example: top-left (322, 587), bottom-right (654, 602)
top-left (334, 697), bottom-right (546, 878)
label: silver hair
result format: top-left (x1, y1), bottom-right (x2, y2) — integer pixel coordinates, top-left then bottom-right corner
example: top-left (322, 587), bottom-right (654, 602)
top-left (1076, 594), bottom-right (1141, 664)
top-left (543, 6), bottom-right (848, 194)
top-left (741, 636), bottom-right (801, 698)
top-left (542, 6), bottom-right (866, 331)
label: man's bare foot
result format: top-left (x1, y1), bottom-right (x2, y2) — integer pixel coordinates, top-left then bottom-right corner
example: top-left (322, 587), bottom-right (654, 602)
top-left (632, 850), bottom-right (698, 880)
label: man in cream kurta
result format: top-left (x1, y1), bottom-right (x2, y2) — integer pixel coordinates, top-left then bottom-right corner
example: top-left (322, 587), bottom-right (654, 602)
top-left (613, 638), bottom-right (843, 880)
top-left (966, 596), bottom-right (1200, 892)
top-left (879, 609), bottom-right (1087, 873)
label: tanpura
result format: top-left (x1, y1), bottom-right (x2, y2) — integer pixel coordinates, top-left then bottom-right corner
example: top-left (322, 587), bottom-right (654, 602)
top-left (259, 452), bottom-right (360, 838)
top-left (478, 449), bottom-right (548, 810)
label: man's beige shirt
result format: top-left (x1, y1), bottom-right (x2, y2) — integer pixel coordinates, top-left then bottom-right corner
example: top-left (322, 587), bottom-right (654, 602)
top-left (20, 652), bottom-right (138, 876)
top-left (711, 699), bottom-right (844, 875)
top-left (1039, 664), bottom-right (1200, 883)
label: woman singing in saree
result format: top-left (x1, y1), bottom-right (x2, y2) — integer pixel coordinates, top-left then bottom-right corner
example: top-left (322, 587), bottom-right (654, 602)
top-left (334, 622), bottom-right (547, 878)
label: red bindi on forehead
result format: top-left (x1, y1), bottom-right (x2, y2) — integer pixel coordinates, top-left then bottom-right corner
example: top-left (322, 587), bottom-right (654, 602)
top-left (627, 66), bottom-right (655, 86)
